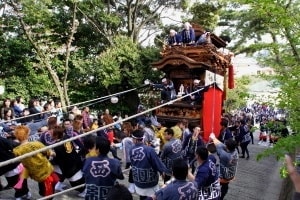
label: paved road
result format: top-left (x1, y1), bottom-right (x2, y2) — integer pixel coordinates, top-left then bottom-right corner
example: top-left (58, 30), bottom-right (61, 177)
top-left (0, 131), bottom-right (282, 200)
top-left (225, 131), bottom-right (282, 200)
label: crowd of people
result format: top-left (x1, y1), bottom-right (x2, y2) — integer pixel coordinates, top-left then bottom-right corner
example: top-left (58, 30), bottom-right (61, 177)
top-left (0, 95), bottom-right (295, 200)
top-left (236, 103), bottom-right (290, 147)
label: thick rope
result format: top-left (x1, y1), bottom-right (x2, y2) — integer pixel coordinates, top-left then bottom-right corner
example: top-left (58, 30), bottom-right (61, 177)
top-left (1, 84), bottom-right (149, 123)
top-left (211, 81), bottom-right (217, 134)
top-left (0, 86), bottom-right (206, 168)
top-left (77, 97), bottom-right (111, 110)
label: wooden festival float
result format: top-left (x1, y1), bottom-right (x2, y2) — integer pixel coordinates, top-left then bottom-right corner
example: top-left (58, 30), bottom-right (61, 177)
top-left (151, 24), bottom-right (234, 141)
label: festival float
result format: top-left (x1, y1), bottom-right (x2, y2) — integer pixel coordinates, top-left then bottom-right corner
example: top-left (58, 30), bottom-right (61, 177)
top-left (151, 24), bottom-right (234, 141)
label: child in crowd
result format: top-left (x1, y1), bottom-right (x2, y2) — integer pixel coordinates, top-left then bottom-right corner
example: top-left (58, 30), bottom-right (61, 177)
top-left (119, 122), bottom-right (135, 193)
top-left (39, 116), bottom-right (66, 191)
top-left (0, 137), bottom-right (30, 200)
top-left (91, 119), bottom-right (99, 131)
top-left (52, 125), bottom-right (86, 197)
top-left (13, 125), bottom-right (59, 198)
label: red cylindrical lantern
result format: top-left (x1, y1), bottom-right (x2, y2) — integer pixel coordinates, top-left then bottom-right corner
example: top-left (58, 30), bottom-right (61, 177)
top-left (228, 65), bottom-right (235, 89)
top-left (202, 87), bottom-right (223, 142)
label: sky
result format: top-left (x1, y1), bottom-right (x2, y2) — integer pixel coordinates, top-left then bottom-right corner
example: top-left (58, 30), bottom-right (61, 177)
top-left (232, 54), bottom-right (261, 77)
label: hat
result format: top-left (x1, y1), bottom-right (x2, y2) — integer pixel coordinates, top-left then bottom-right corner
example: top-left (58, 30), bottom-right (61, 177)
top-left (131, 130), bottom-right (144, 139)
top-left (113, 115), bottom-right (118, 120)
top-left (162, 78), bottom-right (167, 83)
top-left (194, 79), bottom-right (200, 84)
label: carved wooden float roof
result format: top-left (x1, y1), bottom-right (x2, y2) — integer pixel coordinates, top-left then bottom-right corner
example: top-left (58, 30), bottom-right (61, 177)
top-left (152, 44), bottom-right (231, 76)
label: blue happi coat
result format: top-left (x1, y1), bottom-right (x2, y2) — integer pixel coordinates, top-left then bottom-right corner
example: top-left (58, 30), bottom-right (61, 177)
top-left (130, 143), bottom-right (169, 188)
top-left (83, 155), bottom-right (124, 200)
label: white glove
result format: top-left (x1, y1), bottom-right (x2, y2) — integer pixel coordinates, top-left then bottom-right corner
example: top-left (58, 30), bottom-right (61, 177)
top-left (209, 133), bottom-right (216, 140)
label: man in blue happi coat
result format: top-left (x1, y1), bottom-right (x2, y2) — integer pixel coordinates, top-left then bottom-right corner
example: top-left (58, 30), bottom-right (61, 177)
top-left (152, 158), bottom-right (198, 200)
top-left (130, 130), bottom-right (170, 200)
top-left (83, 138), bottom-right (124, 200)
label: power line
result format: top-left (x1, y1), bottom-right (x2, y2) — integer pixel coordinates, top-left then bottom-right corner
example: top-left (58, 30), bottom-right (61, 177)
top-left (1, 84), bottom-right (149, 124)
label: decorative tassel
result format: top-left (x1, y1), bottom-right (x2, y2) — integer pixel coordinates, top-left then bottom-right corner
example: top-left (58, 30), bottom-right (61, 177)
top-left (228, 65), bottom-right (235, 89)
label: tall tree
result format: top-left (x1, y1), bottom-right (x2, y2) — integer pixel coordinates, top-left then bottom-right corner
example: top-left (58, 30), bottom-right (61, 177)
top-left (219, 0), bottom-right (300, 134)
top-left (218, 0), bottom-right (300, 198)
top-left (189, 0), bottom-right (222, 31)
top-left (91, 35), bottom-right (161, 114)
top-left (2, 0), bottom-right (83, 109)
top-left (77, 0), bottom-right (184, 44)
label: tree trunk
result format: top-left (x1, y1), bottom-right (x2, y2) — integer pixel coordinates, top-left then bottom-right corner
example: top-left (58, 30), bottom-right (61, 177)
top-left (63, 3), bottom-right (78, 107)
top-left (279, 178), bottom-right (294, 200)
top-left (11, 1), bottom-right (74, 110)
top-left (284, 27), bottom-right (300, 63)
top-left (46, 63), bottom-right (67, 111)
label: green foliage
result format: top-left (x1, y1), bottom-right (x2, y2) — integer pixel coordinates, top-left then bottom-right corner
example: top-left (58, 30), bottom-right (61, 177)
top-left (139, 90), bottom-right (161, 110)
top-left (95, 36), bottom-right (162, 88)
top-left (250, 125), bottom-right (258, 133)
top-left (138, 46), bottom-right (162, 81)
top-left (279, 158), bottom-right (300, 179)
top-left (189, 1), bottom-right (222, 31)
top-left (180, 0), bottom-right (190, 10)
top-left (96, 36), bottom-right (140, 87)
top-left (257, 134), bottom-right (300, 161)
top-left (218, 1), bottom-right (300, 186)
top-left (0, 31), bottom-right (53, 101)
top-left (224, 75), bottom-right (251, 112)
top-left (265, 120), bottom-right (286, 136)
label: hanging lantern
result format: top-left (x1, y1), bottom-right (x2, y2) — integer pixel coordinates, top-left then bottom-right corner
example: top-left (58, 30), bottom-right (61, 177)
top-left (144, 79), bottom-right (150, 85)
top-left (0, 85), bottom-right (5, 95)
top-left (110, 96), bottom-right (119, 104)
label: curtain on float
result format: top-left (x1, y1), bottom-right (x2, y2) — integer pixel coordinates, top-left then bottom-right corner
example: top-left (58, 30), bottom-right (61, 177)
top-left (202, 86), bottom-right (223, 142)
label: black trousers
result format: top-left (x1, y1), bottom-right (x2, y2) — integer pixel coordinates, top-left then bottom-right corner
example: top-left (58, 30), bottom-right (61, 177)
top-left (220, 182), bottom-right (229, 200)
top-left (55, 172), bottom-right (65, 182)
top-left (70, 176), bottom-right (86, 193)
top-left (250, 132), bottom-right (254, 144)
top-left (125, 163), bottom-right (134, 183)
top-left (240, 141), bottom-right (250, 157)
top-left (140, 196), bottom-right (148, 200)
top-left (110, 147), bottom-right (121, 160)
top-left (6, 175), bottom-right (29, 198)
